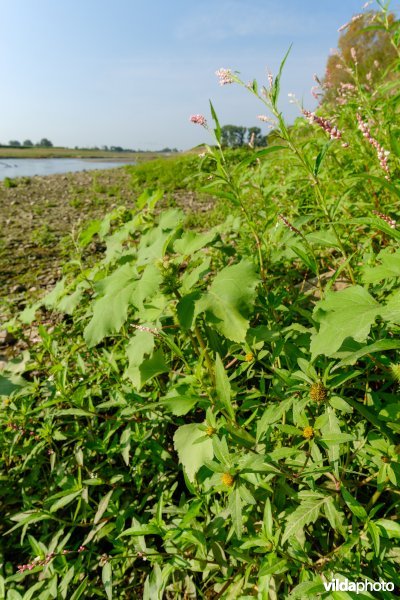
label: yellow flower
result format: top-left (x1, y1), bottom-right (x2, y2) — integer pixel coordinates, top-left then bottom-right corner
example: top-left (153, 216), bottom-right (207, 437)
top-left (206, 426), bottom-right (216, 437)
top-left (303, 426), bottom-right (314, 439)
top-left (221, 473), bottom-right (234, 487)
top-left (310, 382), bottom-right (327, 402)
top-left (245, 352), bottom-right (254, 362)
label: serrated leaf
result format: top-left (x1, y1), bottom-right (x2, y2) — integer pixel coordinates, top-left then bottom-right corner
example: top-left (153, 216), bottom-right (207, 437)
top-left (281, 493), bottom-right (326, 544)
top-left (173, 423), bottom-right (213, 482)
top-left (311, 286), bottom-right (380, 359)
top-left (363, 249), bottom-right (400, 283)
top-left (197, 260), bottom-right (259, 342)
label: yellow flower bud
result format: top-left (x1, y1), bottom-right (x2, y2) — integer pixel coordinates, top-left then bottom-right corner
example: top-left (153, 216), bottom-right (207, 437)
top-left (310, 382), bottom-right (327, 402)
top-left (303, 426), bottom-right (314, 439)
top-left (221, 473), bottom-right (234, 487)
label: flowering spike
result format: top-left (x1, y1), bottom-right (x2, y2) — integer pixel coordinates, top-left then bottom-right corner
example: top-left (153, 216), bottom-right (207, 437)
top-left (215, 68), bottom-right (233, 86)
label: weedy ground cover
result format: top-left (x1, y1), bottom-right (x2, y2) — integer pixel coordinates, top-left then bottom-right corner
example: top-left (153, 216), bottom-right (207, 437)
top-left (1, 3), bottom-right (400, 599)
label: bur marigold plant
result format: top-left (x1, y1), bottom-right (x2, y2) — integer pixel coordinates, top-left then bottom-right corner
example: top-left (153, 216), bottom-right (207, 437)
top-left (1, 3), bottom-right (400, 599)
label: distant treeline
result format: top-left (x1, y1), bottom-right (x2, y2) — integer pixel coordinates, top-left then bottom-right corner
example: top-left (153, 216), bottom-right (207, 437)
top-left (0, 140), bottom-right (179, 153)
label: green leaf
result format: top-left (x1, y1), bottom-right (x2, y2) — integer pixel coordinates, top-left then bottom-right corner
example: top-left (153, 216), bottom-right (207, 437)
top-left (138, 349), bottom-right (168, 389)
top-left (49, 489), bottom-right (82, 513)
top-left (0, 373), bottom-right (27, 396)
top-left (209, 100), bottom-right (221, 144)
top-left (281, 493), bottom-right (326, 544)
top-left (314, 140), bottom-right (332, 177)
top-left (229, 487), bottom-right (243, 539)
top-left (173, 230), bottom-right (216, 255)
top-left (120, 427), bottom-right (131, 466)
top-left (363, 249), bottom-right (400, 283)
top-left (177, 291), bottom-right (201, 330)
top-left (375, 518), bottom-right (400, 539)
top-left (197, 260), bottom-right (259, 342)
top-left (334, 339), bottom-right (400, 368)
top-left (341, 488), bottom-right (368, 520)
top-left (102, 562), bottom-right (112, 600)
top-left (311, 286), bottom-right (380, 359)
top-left (367, 521), bottom-right (381, 556)
top-left (173, 423), bottom-right (214, 482)
top-left (84, 265), bottom-right (137, 347)
top-left (215, 353), bottom-right (235, 420)
top-left (125, 329), bottom-right (155, 386)
top-left (323, 496), bottom-right (345, 535)
top-left (94, 490), bottom-right (114, 524)
top-left (160, 395), bottom-right (200, 416)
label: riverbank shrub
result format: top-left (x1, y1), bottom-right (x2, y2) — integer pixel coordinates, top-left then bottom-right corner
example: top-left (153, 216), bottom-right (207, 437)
top-left (1, 3), bottom-right (400, 598)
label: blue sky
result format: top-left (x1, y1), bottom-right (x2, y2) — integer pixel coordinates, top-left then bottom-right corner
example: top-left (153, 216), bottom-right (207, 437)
top-left (0, 0), bottom-right (395, 150)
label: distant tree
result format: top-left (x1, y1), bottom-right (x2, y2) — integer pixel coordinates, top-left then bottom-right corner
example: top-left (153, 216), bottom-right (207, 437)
top-left (9, 140), bottom-right (21, 147)
top-left (101, 145), bottom-right (109, 151)
top-left (321, 10), bottom-right (398, 104)
top-left (221, 125), bottom-right (247, 148)
top-left (23, 139), bottom-right (33, 147)
top-left (37, 138), bottom-right (53, 148)
top-left (110, 146), bottom-right (123, 152)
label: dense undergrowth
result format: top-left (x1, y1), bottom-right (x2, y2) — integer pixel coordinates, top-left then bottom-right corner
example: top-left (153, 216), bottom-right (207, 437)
top-left (1, 3), bottom-right (400, 599)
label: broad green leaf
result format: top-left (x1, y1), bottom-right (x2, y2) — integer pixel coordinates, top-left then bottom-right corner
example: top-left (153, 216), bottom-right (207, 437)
top-left (102, 562), bottom-right (113, 600)
top-left (138, 349), bottom-right (168, 389)
top-left (281, 493), bottom-right (326, 544)
top-left (174, 230), bottom-right (217, 255)
top-left (320, 407), bottom-right (341, 476)
top-left (177, 291), bottom-right (201, 330)
top-left (311, 286), bottom-right (380, 359)
top-left (84, 265), bottom-right (137, 347)
top-left (259, 558), bottom-right (288, 576)
top-left (363, 248), bottom-right (400, 283)
top-left (173, 423), bottom-right (213, 482)
top-left (160, 395), bottom-right (199, 416)
top-left (197, 260), bottom-right (259, 342)
top-left (0, 373), bottom-right (27, 396)
top-left (125, 329), bottom-right (155, 385)
top-left (215, 353), bottom-right (234, 420)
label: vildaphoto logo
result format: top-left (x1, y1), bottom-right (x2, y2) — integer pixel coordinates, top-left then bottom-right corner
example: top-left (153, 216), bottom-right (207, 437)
top-left (323, 578), bottom-right (395, 594)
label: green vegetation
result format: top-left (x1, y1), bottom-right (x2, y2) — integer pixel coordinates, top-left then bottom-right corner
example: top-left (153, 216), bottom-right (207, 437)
top-left (1, 3), bottom-right (400, 599)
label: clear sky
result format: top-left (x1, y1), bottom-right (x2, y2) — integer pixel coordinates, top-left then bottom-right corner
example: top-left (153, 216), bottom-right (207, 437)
top-left (0, 0), bottom-right (395, 150)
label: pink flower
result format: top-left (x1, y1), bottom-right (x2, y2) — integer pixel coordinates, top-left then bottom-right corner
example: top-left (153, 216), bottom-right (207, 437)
top-left (356, 114), bottom-right (390, 179)
top-left (215, 68), bottom-right (233, 86)
top-left (303, 109), bottom-right (342, 140)
top-left (190, 114), bottom-right (207, 127)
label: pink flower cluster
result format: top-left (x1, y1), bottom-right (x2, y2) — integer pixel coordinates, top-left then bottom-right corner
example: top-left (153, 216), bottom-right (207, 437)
top-left (18, 546), bottom-right (87, 574)
top-left (190, 114), bottom-right (207, 127)
top-left (303, 110), bottom-right (342, 140)
top-left (215, 68), bottom-right (233, 86)
top-left (6, 422), bottom-right (40, 441)
top-left (356, 114), bottom-right (390, 179)
top-left (278, 214), bottom-right (301, 236)
top-left (372, 210), bottom-right (396, 229)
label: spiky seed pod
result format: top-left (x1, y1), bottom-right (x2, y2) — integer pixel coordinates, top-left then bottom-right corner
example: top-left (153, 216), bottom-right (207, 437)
top-left (310, 382), bottom-right (327, 402)
top-left (303, 426), bottom-right (314, 439)
top-left (221, 473), bottom-right (234, 487)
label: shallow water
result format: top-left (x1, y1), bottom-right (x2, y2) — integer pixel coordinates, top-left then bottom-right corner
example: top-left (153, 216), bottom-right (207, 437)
top-left (0, 158), bottom-right (135, 180)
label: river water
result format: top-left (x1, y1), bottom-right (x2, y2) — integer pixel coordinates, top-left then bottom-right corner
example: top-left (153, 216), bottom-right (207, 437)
top-left (0, 158), bottom-right (135, 181)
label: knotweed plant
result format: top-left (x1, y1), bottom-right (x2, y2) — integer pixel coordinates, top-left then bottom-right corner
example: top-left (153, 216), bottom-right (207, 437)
top-left (1, 2), bottom-right (400, 599)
